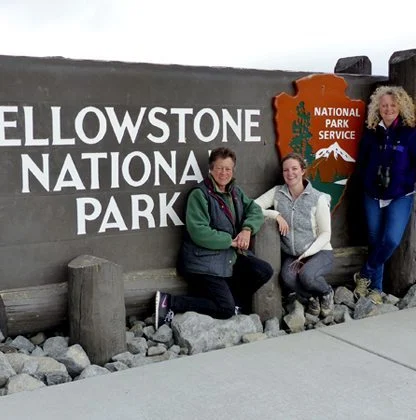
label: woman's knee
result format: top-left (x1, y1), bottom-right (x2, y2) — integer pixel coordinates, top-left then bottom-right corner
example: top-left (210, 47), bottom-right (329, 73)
top-left (258, 260), bottom-right (273, 284)
top-left (298, 270), bottom-right (315, 288)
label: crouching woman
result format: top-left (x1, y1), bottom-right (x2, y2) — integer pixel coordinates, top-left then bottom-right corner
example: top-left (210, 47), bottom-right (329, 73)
top-left (255, 152), bottom-right (334, 317)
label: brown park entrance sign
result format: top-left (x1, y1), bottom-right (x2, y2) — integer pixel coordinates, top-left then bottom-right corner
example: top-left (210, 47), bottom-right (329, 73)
top-left (274, 74), bottom-right (366, 212)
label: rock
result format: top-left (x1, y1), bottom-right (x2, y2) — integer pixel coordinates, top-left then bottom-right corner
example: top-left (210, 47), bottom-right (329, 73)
top-left (126, 331), bottom-right (135, 343)
top-left (180, 347), bottom-right (189, 356)
top-left (374, 304), bottom-right (399, 316)
top-left (147, 340), bottom-right (157, 348)
top-left (30, 332), bottom-right (47, 346)
top-left (77, 365), bottom-right (110, 380)
top-left (45, 372), bottom-right (72, 386)
top-left (0, 344), bottom-right (18, 354)
top-left (147, 344), bottom-right (167, 356)
top-left (241, 332), bottom-right (267, 343)
top-left (111, 351), bottom-right (134, 368)
top-left (143, 326), bottom-right (156, 340)
top-left (129, 323), bottom-right (144, 337)
top-left (6, 373), bottom-right (46, 394)
top-left (147, 352), bottom-right (178, 363)
top-left (398, 284), bottom-right (416, 310)
top-left (10, 336), bottom-right (35, 353)
top-left (6, 353), bottom-right (36, 373)
top-left (35, 357), bottom-right (69, 381)
top-left (172, 312), bottom-right (263, 355)
top-left (57, 344), bottom-right (91, 377)
top-left (353, 297), bottom-right (378, 319)
top-left (304, 313), bottom-right (319, 327)
top-left (283, 300), bottom-right (305, 333)
top-left (6, 353), bottom-right (68, 377)
top-left (43, 336), bottom-right (69, 358)
top-left (383, 294), bottom-right (400, 306)
top-left (169, 345), bottom-right (181, 355)
top-left (31, 346), bottom-right (46, 357)
top-left (153, 324), bottom-right (173, 347)
top-left (21, 359), bottom-right (39, 375)
top-left (321, 315), bottom-right (335, 325)
top-left (130, 355), bottom-right (153, 368)
top-left (0, 352), bottom-right (16, 387)
top-left (354, 298), bottom-right (399, 319)
top-left (127, 337), bottom-right (148, 355)
top-left (104, 361), bottom-right (129, 372)
top-left (334, 286), bottom-right (355, 309)
top-left (127, 315), bottom-right (139, 327)
top-left (333, 304), bottom-right (353, 323)
top-left (264, 317), bottom-right (280, 338)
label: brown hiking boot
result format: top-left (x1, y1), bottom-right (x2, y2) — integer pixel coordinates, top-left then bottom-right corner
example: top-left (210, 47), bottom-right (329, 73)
top-left (306, 296), bottom-right (320, 317)
top-left (353, 272), bottom-right (370, 299)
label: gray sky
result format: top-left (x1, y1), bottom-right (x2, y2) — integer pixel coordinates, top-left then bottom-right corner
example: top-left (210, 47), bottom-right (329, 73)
top-left (1, 0), bottom-right (415, 76)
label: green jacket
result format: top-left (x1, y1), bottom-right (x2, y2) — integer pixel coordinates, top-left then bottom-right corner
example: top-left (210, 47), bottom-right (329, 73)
top-left (178, 175), bottom-right (264, 277)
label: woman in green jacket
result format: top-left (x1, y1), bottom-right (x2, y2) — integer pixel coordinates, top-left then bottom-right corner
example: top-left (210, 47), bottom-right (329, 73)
top-left (155, 147), bottom-right (273, 329)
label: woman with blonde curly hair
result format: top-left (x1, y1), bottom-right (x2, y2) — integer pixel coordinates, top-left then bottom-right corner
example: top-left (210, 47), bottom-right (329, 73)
top-left (353, 86), bottom-right (416, 304)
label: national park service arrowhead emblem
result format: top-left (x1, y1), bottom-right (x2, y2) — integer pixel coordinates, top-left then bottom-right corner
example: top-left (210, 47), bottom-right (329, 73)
top-left (274, 74), bottom-right (366, 212)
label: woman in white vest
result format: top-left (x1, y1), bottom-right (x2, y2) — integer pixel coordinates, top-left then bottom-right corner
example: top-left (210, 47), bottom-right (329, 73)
top-left (255, 152), bottom-right (334, 317)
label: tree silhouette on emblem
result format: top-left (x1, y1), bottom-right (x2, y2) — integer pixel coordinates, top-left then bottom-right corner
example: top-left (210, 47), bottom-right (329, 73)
top-left (289, 101), bottom-right (314, 165)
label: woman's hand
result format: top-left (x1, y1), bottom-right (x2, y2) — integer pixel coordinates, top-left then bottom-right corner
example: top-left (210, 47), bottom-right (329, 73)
top-left (276, 215), bottom-right (289, 236)
top-left (289, 258), bottom-right (304, 274)
top-left (233, 230), bottom-right (251, 251)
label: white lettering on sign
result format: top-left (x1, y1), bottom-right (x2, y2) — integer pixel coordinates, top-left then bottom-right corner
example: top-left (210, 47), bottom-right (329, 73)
top-left (2, 104), bottom-right (263, 236)
top-left (314, 107), bottom-right (360, 142)
top-left (0, 105), bottom-right (262, 146)
top-left (318, 131), bottom-right (355, 140)
top-left (21, 150), bottom-right (204, 193)
top-left (314, 107), bottom-right (360, 117)
top-left (76, 193), bottom-right (183, 235)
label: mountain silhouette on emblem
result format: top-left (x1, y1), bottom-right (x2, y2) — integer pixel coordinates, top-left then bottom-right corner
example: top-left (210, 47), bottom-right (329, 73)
top-left (309, 142), bottom-right (355, 183)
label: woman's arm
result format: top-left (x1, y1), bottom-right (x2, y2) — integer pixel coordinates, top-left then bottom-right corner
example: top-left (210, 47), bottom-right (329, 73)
top-left (254, 186), bottom-right (280, 219)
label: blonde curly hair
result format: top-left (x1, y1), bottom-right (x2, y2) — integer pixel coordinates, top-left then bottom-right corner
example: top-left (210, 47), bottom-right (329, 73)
top-left (366, 85), bottom-right (416, 129)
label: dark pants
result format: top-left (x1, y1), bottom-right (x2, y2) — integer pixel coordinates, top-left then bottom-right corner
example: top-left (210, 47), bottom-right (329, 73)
top-left (281, 250), bottom-right (333, 300)
top-left (361, 193), bottom-right (414, 291)
top-left (172, 253), bottom-right (273, 319)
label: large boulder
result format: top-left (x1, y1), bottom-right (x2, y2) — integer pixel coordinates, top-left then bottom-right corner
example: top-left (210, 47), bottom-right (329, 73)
top-left (171, 312), bottom-right (263, 354)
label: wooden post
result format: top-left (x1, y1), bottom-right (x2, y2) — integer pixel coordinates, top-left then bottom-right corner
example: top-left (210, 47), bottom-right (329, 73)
top-left (334, 56), bottom-right (372, 75)
top-left (252, 218), bottom-right (283, 321)
top-left (386, 49), bottom-right (416, 296)
top-left (68, 255), bottom-right (126, 365)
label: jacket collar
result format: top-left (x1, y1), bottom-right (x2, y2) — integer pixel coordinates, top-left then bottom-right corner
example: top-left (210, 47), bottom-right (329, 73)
top-left (279, 179), bottom-right (312, 199)
top-left (206, 173), bottom-right (236, 194)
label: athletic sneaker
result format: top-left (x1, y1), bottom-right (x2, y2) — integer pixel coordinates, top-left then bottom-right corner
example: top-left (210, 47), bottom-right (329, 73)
top-left (155, 290), bottom-right (174, 329)
top-left (353, 272), bottom-right (371, 299)
top-left (306, 296), bottom-right (320, 317)
top-left (320, 288), bottom-right (334, 317)
top-left (367, 289), bottom-right (383, 305)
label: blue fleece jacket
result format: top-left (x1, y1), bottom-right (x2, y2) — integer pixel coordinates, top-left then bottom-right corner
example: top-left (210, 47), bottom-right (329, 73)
top-left (357, 118), bottom-right (416, 199)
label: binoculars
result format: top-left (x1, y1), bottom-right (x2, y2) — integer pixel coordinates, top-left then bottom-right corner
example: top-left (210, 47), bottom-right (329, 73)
top-left (377, 165), bottom-right (391, 189)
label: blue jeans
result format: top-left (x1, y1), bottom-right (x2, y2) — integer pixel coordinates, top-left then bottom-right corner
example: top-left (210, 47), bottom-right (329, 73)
top-left (361, 193), bottom-right (414, 291)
